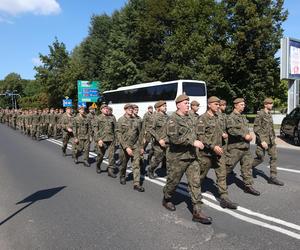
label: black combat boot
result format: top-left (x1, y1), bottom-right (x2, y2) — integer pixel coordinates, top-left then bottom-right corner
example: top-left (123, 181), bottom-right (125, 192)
top-left (162, 198), bottom-right (176, 211)
top-left (107, 168), bottom-right (116, 178)
top-left (268, 177), bottom-right (284, 186)
top-left (96, 162), bottom-right (101, 173)
top-left (120, 176), bottom-right (126, 185)
top-left (62, 148), bottom-right (66, 157)
top-left (220, 197), bottom-right (238, 209)
top-left (244, 186), bottom-right (260, 196)
top-left (147, 168), bottom-right (155, 179)
top-left (133, 185), bottom-right (145, 192)
top-left (192, 207), bottom-right (212, 224)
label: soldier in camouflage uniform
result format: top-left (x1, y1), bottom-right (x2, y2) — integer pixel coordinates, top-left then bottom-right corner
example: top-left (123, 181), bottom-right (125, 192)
top-left (197, 96), bottom-right (237, 209)
top-left (189, 100), bottom-right (200, 124)
top-left (31, 109), bottom-right (41, 140)
top-left (94, 104), bottom-right (117, 178)
top-left (61, 107), bottom-right (74, 156)
top-left (48, 108), bottom-right (58, 138)
top-left (218, 100), bottom-right (229, 148)
top-left (116, 104), bottom-right (145, 192)
top-left (226, 98), bottom-right (260, 196)
top-left (142, 105), bottom-right (154, 164)
top-left (252, 98), bottom-right (284, 186)
top-left (147, 100), bottom-right (169, 179)
top-left (162, 94), bottom-right (212, 224)
top-left (72, 107), bottom-right (91, 167)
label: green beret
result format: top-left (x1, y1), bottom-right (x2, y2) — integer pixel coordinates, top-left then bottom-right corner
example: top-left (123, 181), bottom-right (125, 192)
top-left (220, 100), bottom-right (227, 105)
top-left (124, 103), bottom-right (133, 110)
top-left (175, 94), bottom-right (189, 103)
top-left (208, 96), bottom-right (220, 103)
top-left (100, 104), bottom-right (108, 110)
top-left (190, 100), bottom-right (200, 106)
top-left (264, 98), bottom-right (273, 104)
top-left (233, 98), bottom-right (245, 104)
top-left (154, 100), bottom-right (166, 109)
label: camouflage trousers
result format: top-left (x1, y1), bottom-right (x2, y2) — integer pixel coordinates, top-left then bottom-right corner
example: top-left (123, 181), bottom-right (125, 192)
top-left (119, 146), bottom-right (141, 185)
top-left (48, 124), bottom-right (57, 138)
top-left (73, 138), bottom-right (90, 161)
top-left (225, 148), bottom-right (253, 186)
top-left (95, 141), bottom-right (115, 170)
top-left (163, 158), bottom-right (202, 210)
top-left (199, 154), bottom-right (228, 199)
top-left (31, 125), bottom-right (40, 139)
top-left (62, 131), bottom-right (74, 153)
top-left (252, 143), bottom-right (277, 177)
top-left (149, 143), bottom-right (167, 173)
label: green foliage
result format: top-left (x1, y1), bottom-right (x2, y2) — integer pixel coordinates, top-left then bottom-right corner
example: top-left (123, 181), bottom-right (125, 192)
top-left (1, 0), bottom-right (289, 110)
top-left (34, 37), bottom-right (70, 108)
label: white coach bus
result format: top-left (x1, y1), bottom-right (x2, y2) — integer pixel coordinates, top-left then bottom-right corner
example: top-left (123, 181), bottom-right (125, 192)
top-left (102, 79), bottom-right (207, 119)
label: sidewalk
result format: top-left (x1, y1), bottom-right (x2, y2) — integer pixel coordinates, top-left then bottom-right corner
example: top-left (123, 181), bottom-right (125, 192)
top-left (249, 129), bottom-right (300, 150)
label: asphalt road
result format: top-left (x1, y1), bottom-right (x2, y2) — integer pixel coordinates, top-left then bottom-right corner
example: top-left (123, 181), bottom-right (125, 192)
top-left (0, 124), bottom-right (299, 250)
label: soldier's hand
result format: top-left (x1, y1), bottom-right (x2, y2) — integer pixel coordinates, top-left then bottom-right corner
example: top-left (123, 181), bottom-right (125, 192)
top-left (222, 133), bottom-right (228, 139)
top-left (194, 140), bottom-right (204, 150)
top-left (140, 148), bottom-right (144, 155)
top-left (67, 128), bottom-right (72, 132)
top-left (98, 140), bottom-right (103, 147)
top-left (159, 139), bottom-right (166, 147)
top-left (74, 138), bottom-right (79, 144)
top-left (213, 145), bottom-right (223, 156)
top-left (126, 147), bottom-right (133, 156)
top-left (261, 141), bottom-right (268, 149)
top-left (244, 134), bottom-right (253, 142)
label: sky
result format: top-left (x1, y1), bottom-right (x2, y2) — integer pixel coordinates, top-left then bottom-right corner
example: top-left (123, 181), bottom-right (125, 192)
top-left (0, 0), bottom-right (299, 80)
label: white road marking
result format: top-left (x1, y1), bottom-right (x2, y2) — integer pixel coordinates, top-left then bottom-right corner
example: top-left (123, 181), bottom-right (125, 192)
top-left (267, 165), bottom-right (300, 174)
top-left (47, 138), bottom-right (300, 240)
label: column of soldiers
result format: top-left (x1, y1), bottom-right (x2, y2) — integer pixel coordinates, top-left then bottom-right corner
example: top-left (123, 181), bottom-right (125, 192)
top-left (0, 96), bottom-right (284, 225)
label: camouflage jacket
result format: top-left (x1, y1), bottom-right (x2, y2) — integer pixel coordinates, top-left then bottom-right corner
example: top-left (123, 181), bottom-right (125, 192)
top-left (253, 109), bottom-right (276, 145)
top-left (149, 111), bottom-right (169, 143)
top-left (61, 113), bottom-right (74, 132)
top-left (31, 114), bottom-right (40, 126)
top-left (166, 112), bottom-right (197, 160)
top-left (197, 111), bottom-right (223, 155)
top-left (188, 110), bottom-right (199, 126)
top-left (117, 114), bottom-right (142, 149)
top-left (73, 114), bottom-right (91, 139)
top-left (227, 111), bottom-right (250, 150)
top-left (94, 113), bottom-right (116, 142)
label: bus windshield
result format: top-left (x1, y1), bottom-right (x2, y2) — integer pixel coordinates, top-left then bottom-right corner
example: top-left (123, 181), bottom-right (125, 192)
top-left (182, 82), bottom-right (206, 96)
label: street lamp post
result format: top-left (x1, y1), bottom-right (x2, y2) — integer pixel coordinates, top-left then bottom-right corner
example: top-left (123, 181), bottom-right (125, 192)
top-left (0, 90), bottom-right (21, 109)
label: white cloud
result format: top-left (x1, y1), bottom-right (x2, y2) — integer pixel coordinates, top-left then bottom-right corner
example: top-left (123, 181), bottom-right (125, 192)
top-left (32, 57), bottom-right (42, 66)
top-left (0, 0), bottom-right (61, 16)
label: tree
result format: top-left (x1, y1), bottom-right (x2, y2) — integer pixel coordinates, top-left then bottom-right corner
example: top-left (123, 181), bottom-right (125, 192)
top-left (222, 0), bottom-right (288, 110)
top-left (34, 38), bottom-right (70, 107)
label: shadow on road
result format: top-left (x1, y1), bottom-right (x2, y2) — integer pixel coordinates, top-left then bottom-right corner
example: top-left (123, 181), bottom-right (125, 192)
top-left (0, 186), bottom-right (66, 226)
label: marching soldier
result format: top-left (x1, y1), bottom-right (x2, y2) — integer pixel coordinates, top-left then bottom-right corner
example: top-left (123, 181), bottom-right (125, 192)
top-left (162, 94), bottom-right (212, 224)
top-left (252, 98), bottom-right (284, 186)
top-left (226, 98), bottom-right (260, 196)
top-left (73, 107), bottom-right (91, 167)
top-left (61, 107), bottom-right (74, 156)
top-left (116, 104), bottom-right (145, 192)
top-left (142, 105), bottom-right (154, 164)
top-left (48, 108), bottom-right (58, 138)
top-left (189, 100), bottom-right (200, 124)
top-left (94, 104), bottom-right (117, 178)
top-left (147, 100), bottom-right (168, 179)
top-left (197, 96), bottom-right (238, 209)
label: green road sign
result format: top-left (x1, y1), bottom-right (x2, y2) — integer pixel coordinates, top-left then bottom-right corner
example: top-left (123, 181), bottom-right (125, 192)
top-left (77, 80), bottom-right (100, 103)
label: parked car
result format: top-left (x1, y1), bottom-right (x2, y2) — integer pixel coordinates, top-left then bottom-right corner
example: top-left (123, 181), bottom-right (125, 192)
top-left (280, 107), bottom-right (300, 146)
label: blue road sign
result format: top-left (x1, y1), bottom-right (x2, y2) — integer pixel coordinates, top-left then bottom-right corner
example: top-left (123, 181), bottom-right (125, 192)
top-left (63, 99), bottom-right (72, 107)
